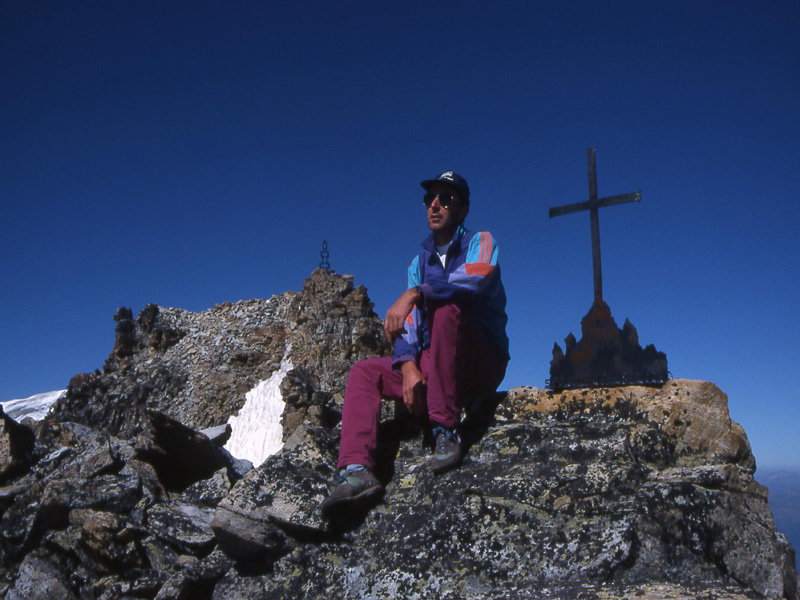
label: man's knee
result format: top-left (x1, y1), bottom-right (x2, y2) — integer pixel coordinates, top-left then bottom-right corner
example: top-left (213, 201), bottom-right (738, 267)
top-left (346, 357), bottom-right (393, 392)
top-left (348, 358), bottom-right (379, 382)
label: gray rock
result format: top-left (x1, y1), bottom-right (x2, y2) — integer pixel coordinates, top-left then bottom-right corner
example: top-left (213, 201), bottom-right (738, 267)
top-left (93, 569), bottom-right (169, 600)
top-left (224, 451), bottom-right (254, 480)
top-left (153, 549), bottom-right (233, 600)
top-left (212, 572), bottom-right (271, 599)
top-left (135, 409), bottom-right (235, 492)
top-left (210, 497), bottom-right (289, 564)
top-left (201, 423), bottom-right (232, 447)
top-left (180, 467), bottom-right (232, 507)
top-left (148, 501), bottom-right (217, 555)
top-left (0, 482), bottom-right (30, 507)
top-left (0, 406), bottom-right (35, 483)
top-left (141, 534), bottom-right (182, 572)
top-left (66, 508), bottom-right (145, 573)
top-left (210, 429), bottom-right (338, 565)
top-left (39, 473), bottom-right (143, 521)
top-left (5, 553), bottom-right (76, 600)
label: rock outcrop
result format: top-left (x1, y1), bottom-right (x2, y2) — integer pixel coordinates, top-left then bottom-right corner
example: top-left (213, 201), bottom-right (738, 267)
top-left (53, 269), bottom-right (390, 442)
top-left (0, 271), bottom-right (795, 599)
top-left (209, 380), bottom-right (796, 599)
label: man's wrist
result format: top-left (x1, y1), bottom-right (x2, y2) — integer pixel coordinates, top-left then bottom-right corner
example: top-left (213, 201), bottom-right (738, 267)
top-left (400, 360), bottom-right (419, 374)
top-left (412, 285), bottom-right (424, 307)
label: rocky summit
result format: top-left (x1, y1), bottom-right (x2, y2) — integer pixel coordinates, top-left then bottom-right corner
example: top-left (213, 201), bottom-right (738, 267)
top-left (52, 269), bottom-right (390, 443)
top-left (0, 270), bottom-right (796, 599)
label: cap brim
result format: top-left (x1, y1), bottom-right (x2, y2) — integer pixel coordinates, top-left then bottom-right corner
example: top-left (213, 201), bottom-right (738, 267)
top-left (420, 179), bottom-right (464, 193)
top-left (420, 179), bottom-right (438, 191)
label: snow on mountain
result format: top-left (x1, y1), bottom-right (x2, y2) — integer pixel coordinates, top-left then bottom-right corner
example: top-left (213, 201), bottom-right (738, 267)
top-left (0, 361), bottom-right (293, 468)
top-left (223, 358), bottom-right (293, 466)
top-left (1, 390), bottom-right (65, 421)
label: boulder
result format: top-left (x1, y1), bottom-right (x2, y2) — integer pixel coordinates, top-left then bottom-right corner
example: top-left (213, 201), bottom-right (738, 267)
top-left (147, 501), bottom-right (216, 556)
top-left (180, 468), bottom-right (232, 507)
top-left (135, 409), bottom-right (236, 492)
top-left (0, 406), bottom-right (35, 483)
top-left (153, 549), bottom-right (233, 600)
top-left (211, 436), bottom-right (337, 562)
top-left (4, 553), bottom-right (76, 600)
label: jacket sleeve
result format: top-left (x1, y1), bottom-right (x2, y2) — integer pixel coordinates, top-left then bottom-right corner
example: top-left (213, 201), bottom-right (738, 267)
top-left (391, 256), bottom-right (423, 367)
top-left (418, 232), bottom-right (500, 305)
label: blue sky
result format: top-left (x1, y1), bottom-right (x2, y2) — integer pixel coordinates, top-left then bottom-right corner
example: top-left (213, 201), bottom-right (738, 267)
top-left (2, 1), bottom-right (798, 469)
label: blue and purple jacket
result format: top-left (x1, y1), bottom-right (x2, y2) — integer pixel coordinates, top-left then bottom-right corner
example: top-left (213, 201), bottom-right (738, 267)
top-left (392, 224), bottom-right (509, 367)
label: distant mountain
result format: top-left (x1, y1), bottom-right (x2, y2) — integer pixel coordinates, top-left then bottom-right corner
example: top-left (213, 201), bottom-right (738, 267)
top-left (758, 467), bottom-right (800, 569)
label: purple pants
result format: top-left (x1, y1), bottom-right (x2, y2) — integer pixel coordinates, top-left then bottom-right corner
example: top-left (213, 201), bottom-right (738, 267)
top-left (338, 303), bottom-right (508, 470)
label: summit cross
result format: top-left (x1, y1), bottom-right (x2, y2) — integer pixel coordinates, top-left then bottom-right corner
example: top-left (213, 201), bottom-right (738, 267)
top-left (548, 148), bottom-right (641, 303)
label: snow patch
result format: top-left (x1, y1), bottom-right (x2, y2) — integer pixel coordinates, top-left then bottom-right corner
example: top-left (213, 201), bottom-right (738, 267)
top-left (223, 358), bottom-right (292, 466)
top-left (1, 390), bottom-right (65, 422)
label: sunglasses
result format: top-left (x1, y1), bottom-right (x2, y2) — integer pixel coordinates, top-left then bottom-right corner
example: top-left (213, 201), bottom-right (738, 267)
top-left (423, 192), bottom-right (459, 209)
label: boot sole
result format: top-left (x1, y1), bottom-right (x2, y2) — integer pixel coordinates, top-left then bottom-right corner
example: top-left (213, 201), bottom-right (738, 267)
top-left (431, 455), bottom-right (462, 474)
top-left (321, 484), bottom-right (384, 516)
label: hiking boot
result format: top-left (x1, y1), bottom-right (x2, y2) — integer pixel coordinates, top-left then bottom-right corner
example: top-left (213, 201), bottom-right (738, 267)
top-left (320, 465), bottom-right (383, 516)
top-left (430, 426), bottom-right (462, 474)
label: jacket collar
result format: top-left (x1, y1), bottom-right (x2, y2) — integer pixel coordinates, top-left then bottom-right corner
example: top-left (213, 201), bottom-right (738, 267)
top-left (421, 224), bottom-right (468, 254)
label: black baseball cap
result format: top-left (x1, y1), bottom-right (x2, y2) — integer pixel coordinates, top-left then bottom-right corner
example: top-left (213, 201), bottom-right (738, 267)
top-left (420, 170), bottom-right (470, 202)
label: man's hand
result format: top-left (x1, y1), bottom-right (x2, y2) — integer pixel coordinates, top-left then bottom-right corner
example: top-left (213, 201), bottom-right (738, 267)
top-left (401, 361), bottom-right (426, 416)
top-left (384, 287), bottom-right (422, 341)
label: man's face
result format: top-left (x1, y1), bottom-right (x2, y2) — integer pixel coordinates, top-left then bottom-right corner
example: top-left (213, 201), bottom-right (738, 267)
top-left (425, 183), bottom-right (469, 239)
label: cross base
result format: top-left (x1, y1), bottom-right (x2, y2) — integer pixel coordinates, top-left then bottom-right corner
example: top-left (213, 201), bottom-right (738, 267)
top-left (547, 300), bottom-right (669, 390)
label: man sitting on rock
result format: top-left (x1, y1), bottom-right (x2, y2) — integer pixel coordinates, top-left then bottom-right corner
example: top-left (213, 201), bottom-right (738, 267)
top-left (321, 170), bottom-right (509, 515)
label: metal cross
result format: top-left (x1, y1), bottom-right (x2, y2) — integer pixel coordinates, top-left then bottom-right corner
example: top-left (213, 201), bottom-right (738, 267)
top-left (549, 148), bottom-right (641, 303)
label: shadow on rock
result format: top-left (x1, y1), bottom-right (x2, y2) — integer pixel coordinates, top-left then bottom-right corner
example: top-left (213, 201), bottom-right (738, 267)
top-left (321, 493), bottom-right (386, 534)
top-left (460, 391), bottom-right (506, 452)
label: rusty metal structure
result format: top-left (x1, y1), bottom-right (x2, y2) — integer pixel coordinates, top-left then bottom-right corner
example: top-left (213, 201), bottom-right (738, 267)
top-left (319, 240), bottom-right (332, 272)
top-left (547, 299), bottom-right (668, 389)
top-left (547, 149), bottom-right (668, 389)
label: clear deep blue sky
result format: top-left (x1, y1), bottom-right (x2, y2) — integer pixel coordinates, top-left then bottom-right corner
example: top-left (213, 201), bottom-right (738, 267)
top-left (2, 1), bottom-right (798, 468)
